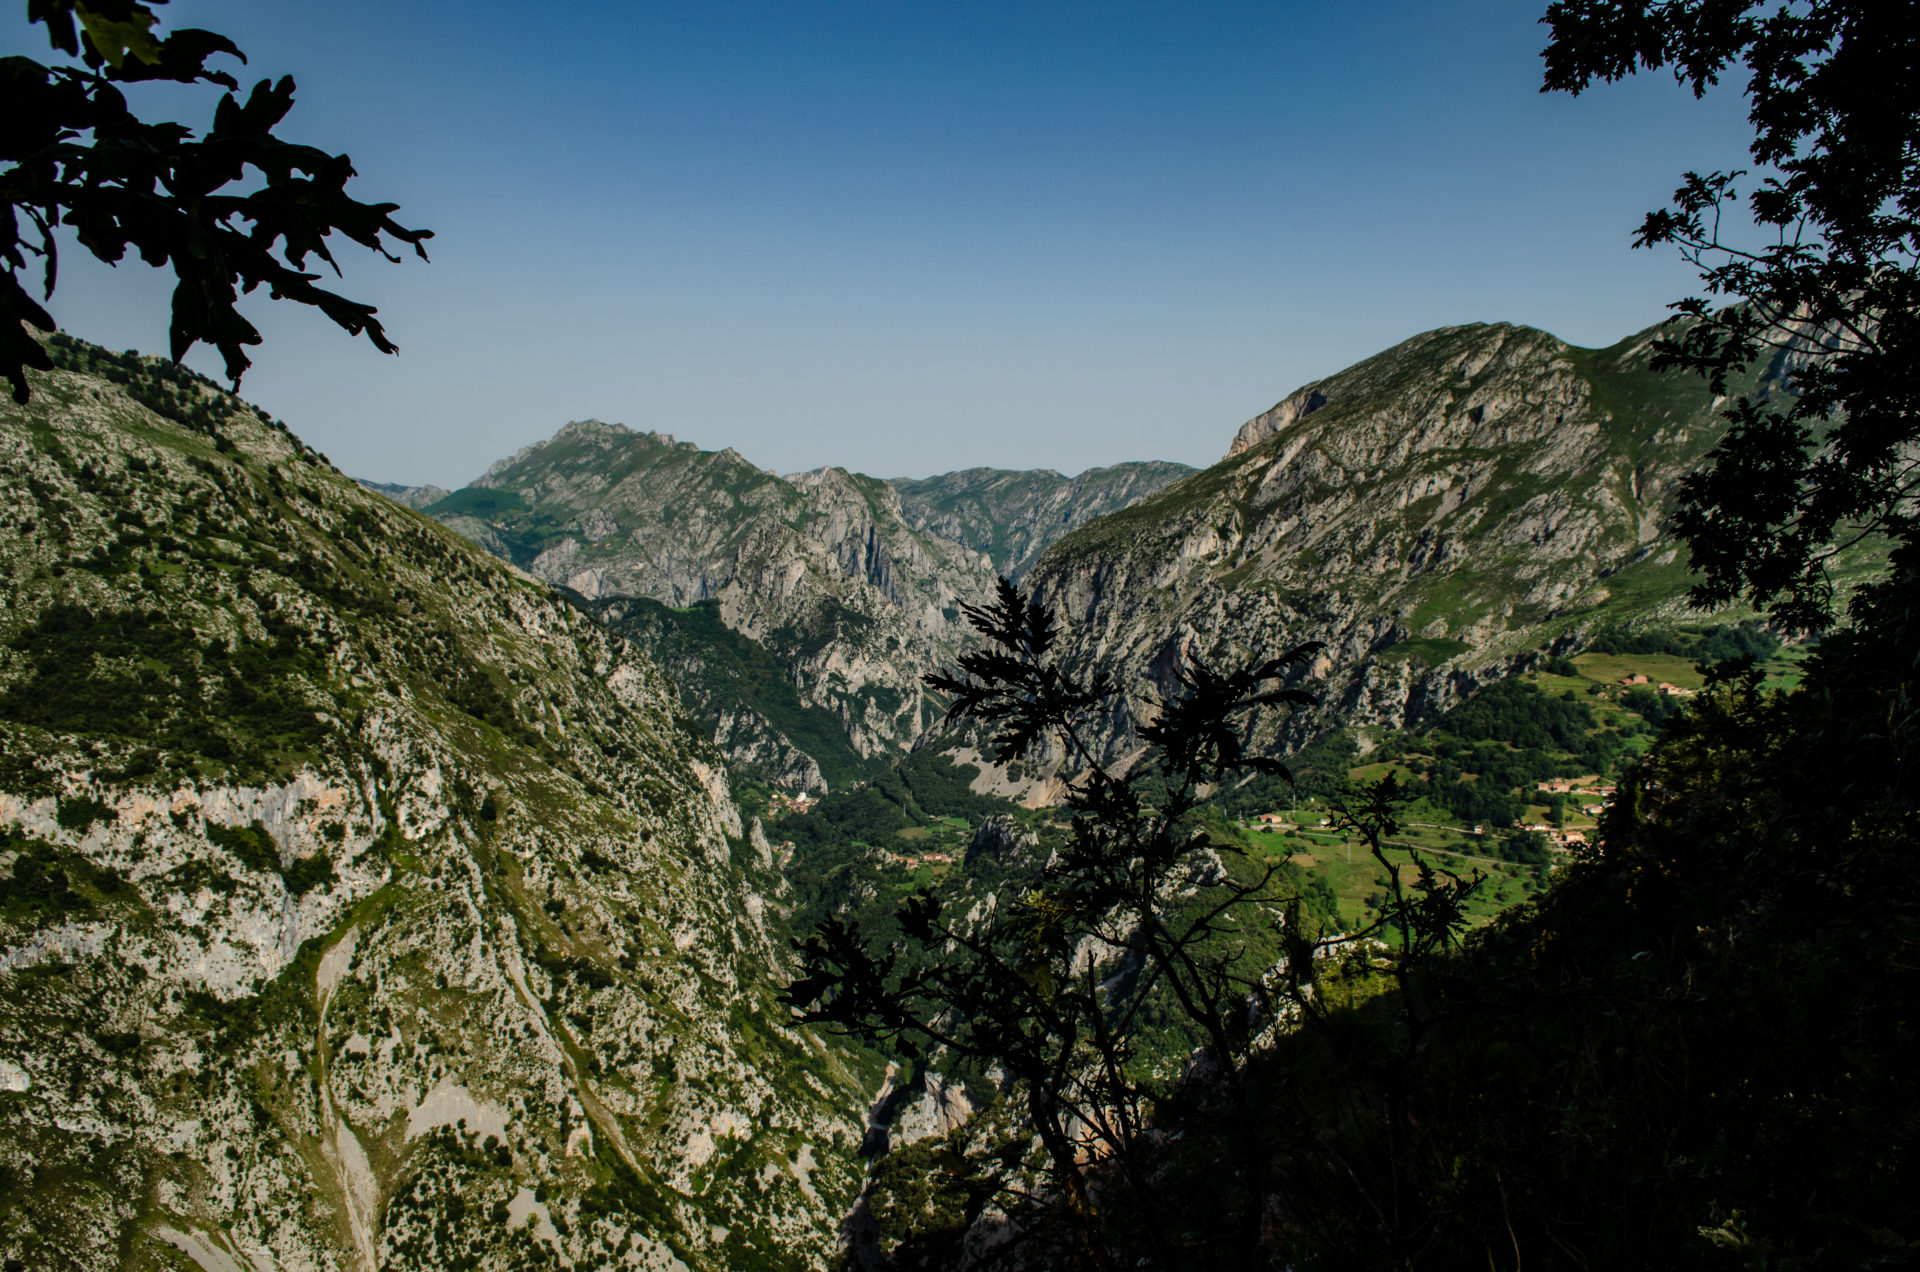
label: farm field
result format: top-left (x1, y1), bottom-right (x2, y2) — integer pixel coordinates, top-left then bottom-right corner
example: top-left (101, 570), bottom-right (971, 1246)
top-left (1244, 819), bottom-right (1551, 928)
top-left (1573, 651), bottom-right (1705, 689)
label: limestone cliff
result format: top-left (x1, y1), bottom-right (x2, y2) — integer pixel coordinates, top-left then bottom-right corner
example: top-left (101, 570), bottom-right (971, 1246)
top-left (0, 344), bottom-right (876, 1271)
top-left (983, 319), bottom-right (1879, 799)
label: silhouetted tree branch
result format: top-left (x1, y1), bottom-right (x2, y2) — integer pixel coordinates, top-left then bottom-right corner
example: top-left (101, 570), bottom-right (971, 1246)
top-left (1542, 0), bottom-right (1920, 629)
top-left (3, 0), bottom-right (431, 403)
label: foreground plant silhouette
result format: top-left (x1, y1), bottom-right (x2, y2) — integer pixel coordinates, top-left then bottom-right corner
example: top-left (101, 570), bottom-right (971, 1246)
top-left (1543, 0), bottom-right (1920, 630)
top-left (782, 581), bottom-right (1487, 1270)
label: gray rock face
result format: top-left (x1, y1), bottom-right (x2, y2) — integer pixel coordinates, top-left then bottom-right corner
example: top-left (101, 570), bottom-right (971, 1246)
top-left (355, 478), bottom-right (450, 509)
top-left (985, 319), bottom-right (1799, 799)
top-left (891, 461), bottom-right (1196, 580)
top-left (1225, 387), bottom-right (1328, 459)
top-left (713, 707), bottom-right (830, 794)
top-left (966, 815), bottom-right (1038, 865)
top-left (0, 358), bottom-right (879, 1271)
top-left (422, 421), bottom-right (1000, 770)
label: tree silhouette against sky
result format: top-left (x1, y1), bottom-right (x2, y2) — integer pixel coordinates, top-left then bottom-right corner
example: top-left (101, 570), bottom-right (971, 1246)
top-left (2, 0), bottom-right (429, 404)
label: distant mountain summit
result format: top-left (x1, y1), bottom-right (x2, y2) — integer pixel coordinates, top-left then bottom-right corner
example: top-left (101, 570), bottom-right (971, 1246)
top-left (415, 420), bottom-right (999, 790)
top-left (354, 477), bottom-right (448, 509)
top-left (407, 424), bottom-right (1200, 795)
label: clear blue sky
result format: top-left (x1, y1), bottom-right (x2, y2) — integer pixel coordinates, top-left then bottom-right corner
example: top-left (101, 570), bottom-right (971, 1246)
top-left (7, 0), bottom-right (1754, 487)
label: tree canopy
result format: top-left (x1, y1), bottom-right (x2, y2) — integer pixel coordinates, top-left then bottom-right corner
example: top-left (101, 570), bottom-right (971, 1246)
top-left (1542, 0), bottom-right (1920, 629)
top-left (2, 0), bottom-right (430, 404)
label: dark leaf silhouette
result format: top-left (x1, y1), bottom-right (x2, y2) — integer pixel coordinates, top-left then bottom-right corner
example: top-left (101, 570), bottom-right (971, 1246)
top-left (4, 0), bottom-right (430, 403)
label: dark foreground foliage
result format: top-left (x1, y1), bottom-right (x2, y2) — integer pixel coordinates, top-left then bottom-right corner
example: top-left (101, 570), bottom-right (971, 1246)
top-left (1543, 0), bottom-right (1920, 630)
top-left (4, 0), bottom-right (430, 403)
top-left (835, 583), bottom-right (1916, 1272)
top-left (1228, 556), bottom-right (1918, 1270)
top-left (784, 578), bottom-right (1346, 1270)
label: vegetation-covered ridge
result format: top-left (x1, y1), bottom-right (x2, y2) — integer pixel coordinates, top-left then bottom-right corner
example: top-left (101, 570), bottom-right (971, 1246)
top-left (0, 342), bottom-right (876, 1272)
top-left (992, 316), bottom-right (1887, 800)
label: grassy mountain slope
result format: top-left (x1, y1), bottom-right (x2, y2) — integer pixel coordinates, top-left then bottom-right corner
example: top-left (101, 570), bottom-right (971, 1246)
top-left (984, 319), bottom-right (1886, 798)
top-left (0, 341), bottom-right (875, 1272)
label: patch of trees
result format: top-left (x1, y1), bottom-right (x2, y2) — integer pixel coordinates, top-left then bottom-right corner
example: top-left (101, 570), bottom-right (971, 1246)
top-left (1585, 619), bottom-right (1781, 663)
top-left (1205, 732), bottom-right (1360, 820)
top-left (203, 819), bottom-right (334, 897)
top-left (1444, 677), bottom-right (1597, 754)
top-left (1619, 685), bottom-right (1681, 729)
top-left (0, 836), bottom-right (88, 919)
top-left (0, 597), bottom-right (332, 782)
top-left (0, 831), bottom-right (128, 922)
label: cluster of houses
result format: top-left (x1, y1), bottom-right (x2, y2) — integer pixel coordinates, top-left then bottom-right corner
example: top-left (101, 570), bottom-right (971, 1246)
top-left (1536, 777), bottom-right (1614, 812)
top-left (1619, 672), bottom-right (1696, 696)
top-left (1523, 778), bottom-right (1619, 848)
top-left (882, 848), bottom-right (957, 870)
top-left (1243, 770), bottom-right (1627, 855)
top-left (1517, 825), bottom-right (1589, 848)
top-left (766, 789), bottom-right (819, 817)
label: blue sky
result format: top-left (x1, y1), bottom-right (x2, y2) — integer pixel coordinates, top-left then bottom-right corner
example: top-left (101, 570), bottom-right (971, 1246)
top-left (7, 0), bottom-right (1755, 486)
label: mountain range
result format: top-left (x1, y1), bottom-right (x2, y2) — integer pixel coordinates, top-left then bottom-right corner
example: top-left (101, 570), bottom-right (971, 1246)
top-left (385, 317), bottom-right (1883, 806)
top-left (2, 312), bottom-right (1889, 1271)
top-left (376, 434), bottom-right (1193, 795)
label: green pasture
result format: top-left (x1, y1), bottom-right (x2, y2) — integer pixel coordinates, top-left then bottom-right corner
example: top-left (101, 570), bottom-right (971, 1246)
top-left (1573, 651), bottom-right (1706, 689)
top-left (1246, 824), bottom-right (1548, 929)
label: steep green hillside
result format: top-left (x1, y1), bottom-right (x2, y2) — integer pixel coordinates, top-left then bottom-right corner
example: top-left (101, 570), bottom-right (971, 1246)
top-left (0, 342), bottom-right (875, 1272)
top-left (991, 319), bottom-right (1886, 798)
top-left (591, 596), bottom-right (887, 796)
top-left (891, 461), bottom-right (1195, 579)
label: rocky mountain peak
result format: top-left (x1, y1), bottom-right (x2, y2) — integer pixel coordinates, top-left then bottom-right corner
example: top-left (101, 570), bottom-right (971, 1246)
top-left (957, 316), bottom-right (1818, 801)
top-left (409, 425), bottom-right (999, 786)
top-left (1226, 385), bottom-right (1329, 458)
top-left (1224, 322), bottom-right (1580, 460)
